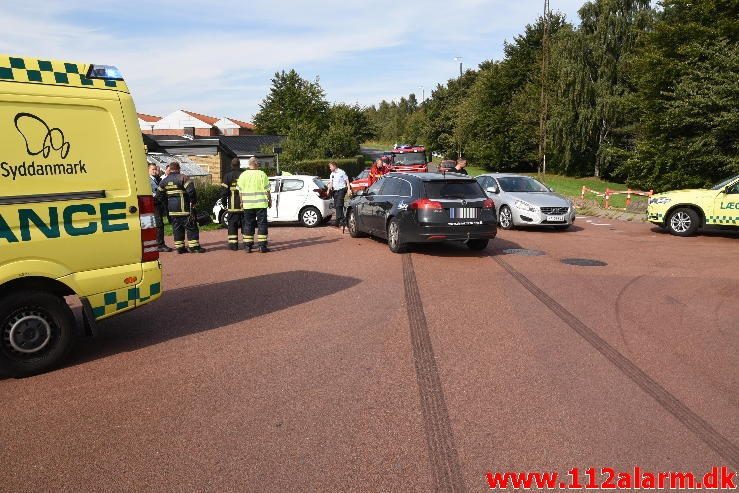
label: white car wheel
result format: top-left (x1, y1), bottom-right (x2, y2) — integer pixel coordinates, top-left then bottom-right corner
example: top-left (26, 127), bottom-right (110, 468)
top-left (300, 207), bottom-right (322, 228)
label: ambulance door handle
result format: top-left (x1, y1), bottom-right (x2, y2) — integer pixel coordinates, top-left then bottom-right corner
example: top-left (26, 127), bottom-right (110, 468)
top-left (129, 206), bottom-right (138, 214)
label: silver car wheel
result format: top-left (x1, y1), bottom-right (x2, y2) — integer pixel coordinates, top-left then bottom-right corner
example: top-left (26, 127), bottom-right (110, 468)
top-left (302, 209), bottom-right (319, 227)
top-left (670, 211), bottom-right (691, 233)
top-left (499, 206), bottom-right (513, 229)
top-left (388, 221), bottom-right (399, 249)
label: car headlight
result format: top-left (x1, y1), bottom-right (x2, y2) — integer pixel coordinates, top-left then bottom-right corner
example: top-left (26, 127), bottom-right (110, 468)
top-left (514, 200), bottom-right (538, 212)
top-left (648, 197), bottom-right (672, 205)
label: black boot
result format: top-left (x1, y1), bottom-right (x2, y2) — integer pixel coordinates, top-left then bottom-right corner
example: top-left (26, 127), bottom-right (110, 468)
top-left (245, 244), bottom-right (253, 253)
top-left (259, 245), bottom-right (270, 253)
top-left (177, 247), bottom-right (188, 254)
top-left (189, 246), bottom-right (207, 253)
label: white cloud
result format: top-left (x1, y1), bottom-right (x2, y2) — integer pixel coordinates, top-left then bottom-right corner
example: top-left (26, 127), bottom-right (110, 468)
top-left (0, 0), bottom-right (585, 119)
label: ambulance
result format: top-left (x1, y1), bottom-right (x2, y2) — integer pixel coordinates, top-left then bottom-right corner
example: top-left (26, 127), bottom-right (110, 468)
top-left (647, 174), bottom-right (739, 236)
top-left (0, 54), bottom-right (162, 377)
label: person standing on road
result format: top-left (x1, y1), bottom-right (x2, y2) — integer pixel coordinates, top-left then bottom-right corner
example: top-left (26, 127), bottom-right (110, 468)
top-left (220, 158), bottom-right (245, 251)
top-left (328, 161), bottom-right (350, 227)
top-left (156, 161), bottom-right (206, 254)
top-left (237, 157), bottom-right (272, 253)
top-left (149, 164), bottom-right (172, 252)
top-left (453, 159), bottom-right (469, 175)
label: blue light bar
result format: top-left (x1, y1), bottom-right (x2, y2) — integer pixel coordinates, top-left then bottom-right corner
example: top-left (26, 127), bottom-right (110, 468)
top-left (86, 64), bottom-right (124, 80)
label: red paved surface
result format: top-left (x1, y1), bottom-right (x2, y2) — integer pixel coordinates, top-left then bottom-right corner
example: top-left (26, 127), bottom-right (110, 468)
top-left (1, 218), bottom-right (737, 491)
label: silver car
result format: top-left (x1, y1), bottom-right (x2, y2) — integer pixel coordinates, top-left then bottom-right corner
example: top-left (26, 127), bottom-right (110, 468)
top-left (475, 173), bottom-right (576, 230)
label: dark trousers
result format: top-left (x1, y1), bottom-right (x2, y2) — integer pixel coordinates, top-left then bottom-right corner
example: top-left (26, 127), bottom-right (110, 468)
top-left (242, 208), bottom-right (268, 246)
top-left (334, 188), bottom-right (347, 225)
top-left (226, 211), bottom-right (243, 245)
top-left (154, 211), bottom-right (166, 247)
top-left (171, 215), bottom-right (200, 250)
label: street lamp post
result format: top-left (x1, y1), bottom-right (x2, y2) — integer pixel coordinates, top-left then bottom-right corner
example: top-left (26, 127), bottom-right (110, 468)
top-left (454, 56), bottom-right (463, 79)
top-left (419, 85), bottom-right (425, 103)
top-left (273, 146), bottom-right (282, 175)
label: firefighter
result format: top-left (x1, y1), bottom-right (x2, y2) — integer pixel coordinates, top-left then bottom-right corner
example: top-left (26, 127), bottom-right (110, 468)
top-left (156, 161), bottom-right (206, 254)
top-left (237, 157), bottom-right (272, 253)
top-left (220, 158), bottom-right (245, 251)
top-left (368, 156), bottom-right (391, 187)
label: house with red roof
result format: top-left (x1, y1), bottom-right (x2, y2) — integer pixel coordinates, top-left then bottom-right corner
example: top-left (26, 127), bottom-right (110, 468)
top-left (137, 113), bottom-right (161, 134)
top-left (151, 109), bottom-right (221, 136)
top-left (214, 117), bottom-right (255, 136)
top-left (149, 110), bottom-right (256, 137)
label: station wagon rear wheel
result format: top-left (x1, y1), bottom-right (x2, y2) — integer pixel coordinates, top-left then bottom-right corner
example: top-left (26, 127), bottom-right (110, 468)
top-left (0, 290), bottom-right (74, 378)
top-left (387, 218), bottom-right (406, 253)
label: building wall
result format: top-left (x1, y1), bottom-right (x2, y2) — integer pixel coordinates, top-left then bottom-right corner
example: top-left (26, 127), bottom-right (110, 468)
top-left (193, 155), bottom-right (223, 183)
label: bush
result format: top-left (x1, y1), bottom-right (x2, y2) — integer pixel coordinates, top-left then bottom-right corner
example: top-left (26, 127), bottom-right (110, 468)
top-left (194, 183), bottom-right (223, 214)
top-left (285, 156), bottom-right (366, 179)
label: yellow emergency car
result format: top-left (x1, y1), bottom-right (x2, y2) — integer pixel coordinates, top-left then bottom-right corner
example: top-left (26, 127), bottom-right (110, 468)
top-left (0, 54), bottom-right (162, 377)
top-left (647, 174), bottom-right (739, 236)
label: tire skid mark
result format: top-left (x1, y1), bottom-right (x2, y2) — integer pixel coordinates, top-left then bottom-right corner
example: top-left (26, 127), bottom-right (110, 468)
top-left (492, 255), bottom-right (739, 469)
top-left (402, 254), bottom-right (466, 492)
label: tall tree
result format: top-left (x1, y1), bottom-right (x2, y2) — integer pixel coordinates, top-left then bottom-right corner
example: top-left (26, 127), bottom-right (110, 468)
top-left (623, 0), bottom-right (739, 190)
top-left (253, 69), bottom-right (329, 135)
top-left (549, 0), bottom-right (652, 177)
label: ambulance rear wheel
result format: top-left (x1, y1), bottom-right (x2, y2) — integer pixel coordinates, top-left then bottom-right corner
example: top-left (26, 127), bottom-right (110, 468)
top-left (667, 207), bottom-right (699, 237)
top-left (0, 290), bottom-right (74, 378)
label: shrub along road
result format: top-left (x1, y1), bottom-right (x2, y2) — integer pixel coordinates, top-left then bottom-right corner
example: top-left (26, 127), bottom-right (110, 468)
top-left (1, 220), bottom-right (737, 491)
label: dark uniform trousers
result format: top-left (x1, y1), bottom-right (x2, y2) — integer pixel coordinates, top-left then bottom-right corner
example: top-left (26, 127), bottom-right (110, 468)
top-left (242, 208), bottom-right (268, 247)
top-left (171, 214), bottom-right (200, 250)
top-left (227, 212), bottom-right (243, 246)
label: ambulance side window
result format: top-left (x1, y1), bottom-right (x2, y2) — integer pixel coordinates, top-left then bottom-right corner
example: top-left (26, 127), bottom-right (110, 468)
top-left (727, 182), bottom-right (739, 194)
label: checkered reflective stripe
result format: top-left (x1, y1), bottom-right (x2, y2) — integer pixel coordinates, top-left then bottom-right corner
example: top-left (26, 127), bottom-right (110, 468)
top-left (0, 55), bottom-right (128, 91)
top-left (89, 282), bottom-right (161, 319)
top-left (707, 215), bottom-right (739, 225)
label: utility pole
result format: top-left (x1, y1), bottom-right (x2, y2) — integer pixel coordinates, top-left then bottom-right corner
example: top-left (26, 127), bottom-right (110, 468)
top-left (538, 0), bottom-right (550, 175)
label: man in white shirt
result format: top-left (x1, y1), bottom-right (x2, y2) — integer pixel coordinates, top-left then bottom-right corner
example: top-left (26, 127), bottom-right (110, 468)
top-left (327, 161), bottom-right (350, 227)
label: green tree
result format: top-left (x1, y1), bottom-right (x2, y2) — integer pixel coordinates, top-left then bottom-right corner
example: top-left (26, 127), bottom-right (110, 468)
top-left (253, 69), bottom-right (329, 135)
top-left (548, 0), bottom-right (652, 178)
top-left (622, 0), bottom-right (739, 190)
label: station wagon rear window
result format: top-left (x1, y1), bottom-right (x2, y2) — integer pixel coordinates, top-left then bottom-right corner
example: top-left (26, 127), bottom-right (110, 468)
top-left (424, 181), bottom-right (484, 200)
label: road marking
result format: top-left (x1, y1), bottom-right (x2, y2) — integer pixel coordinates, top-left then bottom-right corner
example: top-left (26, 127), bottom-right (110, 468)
top-left (491, 255), bottom-right (739, 468)
top-left (402, 254), bottom-right (466, 492)
top-left (576, 216), bottom-right (588, 219)
top-left (591, 223), bottom-right (611, 226)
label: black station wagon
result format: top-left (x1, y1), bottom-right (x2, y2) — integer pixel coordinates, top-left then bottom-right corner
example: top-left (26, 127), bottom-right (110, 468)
top-left (346, 172), bottom-right (498, 253)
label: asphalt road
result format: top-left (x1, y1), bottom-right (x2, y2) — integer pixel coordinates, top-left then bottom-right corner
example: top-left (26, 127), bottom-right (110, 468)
top-left (1, 218), bottom-right (737, 491)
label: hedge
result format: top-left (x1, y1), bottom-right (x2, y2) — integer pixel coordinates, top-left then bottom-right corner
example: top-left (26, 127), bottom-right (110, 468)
top-left (194, 183), bottom-right (223, 215)
top-left (284, 156), bottom-right (366, 179)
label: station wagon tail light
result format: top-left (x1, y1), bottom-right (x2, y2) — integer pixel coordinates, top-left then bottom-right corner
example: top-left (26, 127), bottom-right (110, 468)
top-left (410, 198), bottom-right (443, 210)
top-left (483, 198), bottom-right (495, 209)
top-left (87, 64), bottom-right (124, 80)
top-left (138, 195), bottom-right (159, 263)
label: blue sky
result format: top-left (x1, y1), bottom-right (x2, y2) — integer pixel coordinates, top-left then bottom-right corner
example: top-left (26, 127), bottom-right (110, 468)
top-left (1, 0), bottom-right (585, 121)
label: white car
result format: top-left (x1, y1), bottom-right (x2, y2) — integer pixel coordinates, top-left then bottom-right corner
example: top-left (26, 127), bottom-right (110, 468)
top-left (213, 175), bottom-right (334, 228)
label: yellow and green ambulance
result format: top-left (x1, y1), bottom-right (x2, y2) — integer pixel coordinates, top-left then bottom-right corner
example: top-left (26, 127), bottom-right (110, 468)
top-left (0, 54), bottom-right (162, 377)
top-left (647, 175), bottom-right (739, 236)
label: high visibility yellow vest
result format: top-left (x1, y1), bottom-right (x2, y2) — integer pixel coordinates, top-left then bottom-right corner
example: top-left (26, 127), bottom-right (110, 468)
top-left (237, 169), bottom-right (270, 209)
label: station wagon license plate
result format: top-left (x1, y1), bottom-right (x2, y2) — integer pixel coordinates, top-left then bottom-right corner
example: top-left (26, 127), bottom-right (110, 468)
top-left (449, 208), bottom-right (479, 220)
top-left (546, 214), bottom-right (565, 222)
